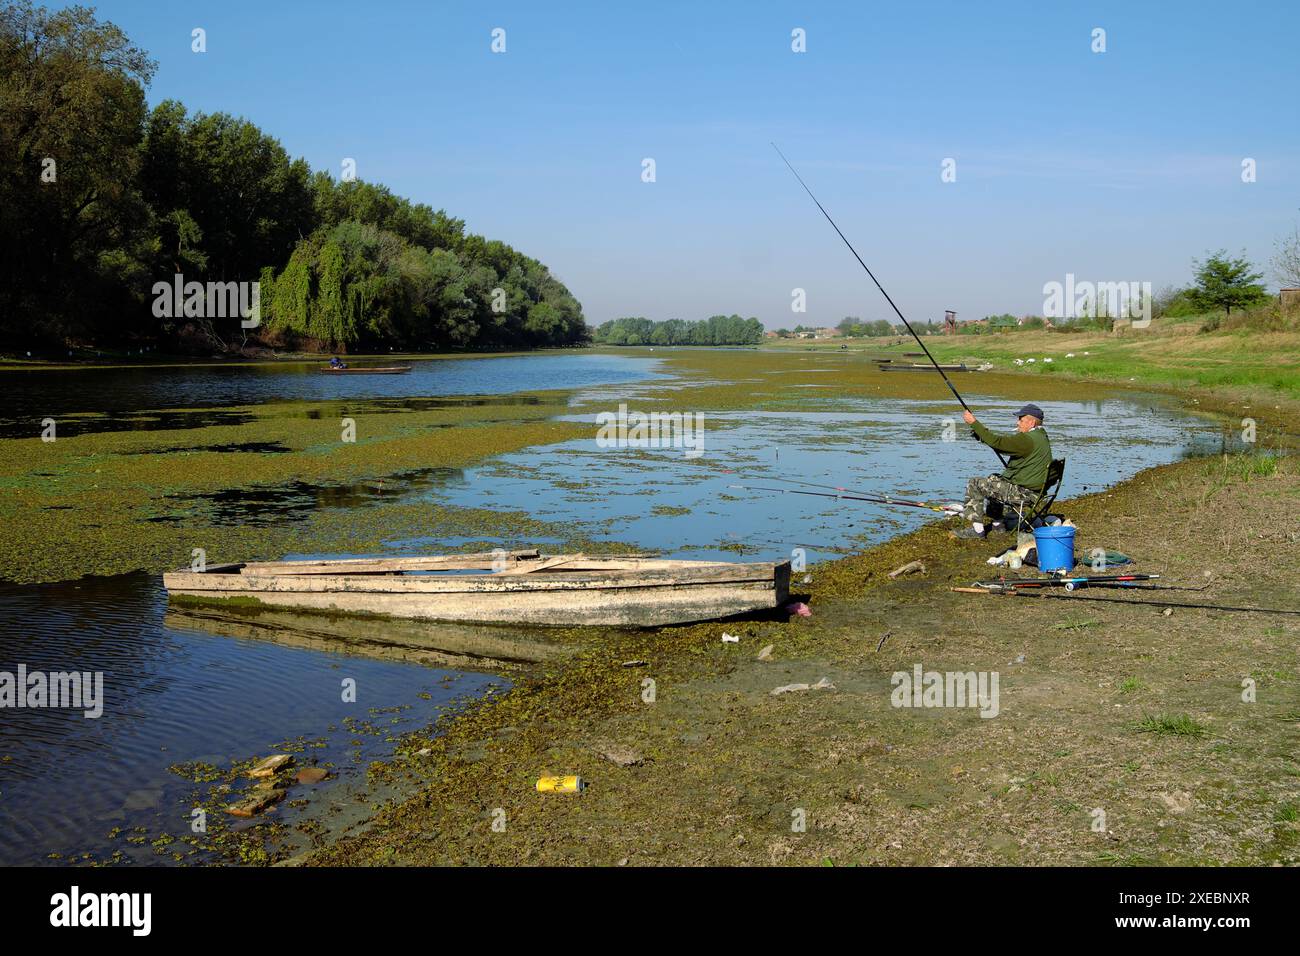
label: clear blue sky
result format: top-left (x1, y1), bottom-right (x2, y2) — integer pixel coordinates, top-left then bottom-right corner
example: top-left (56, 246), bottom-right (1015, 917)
top-left (93, 0), bottom-right (1299, 327)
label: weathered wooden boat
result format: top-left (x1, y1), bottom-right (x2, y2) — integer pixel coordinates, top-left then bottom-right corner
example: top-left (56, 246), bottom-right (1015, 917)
top-left (879, 362), bottom-right (971, 372)
top-left (163, 550), bottom-right (792, 627)
top-left (318, 365), bottom-right (413, 374)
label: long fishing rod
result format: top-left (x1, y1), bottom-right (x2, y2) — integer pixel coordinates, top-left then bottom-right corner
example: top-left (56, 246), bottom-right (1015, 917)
top-left (1088, 582), bottom-right (1213, 593)
top-left (966, 589), bottom-right (1300, 617)
top-left (771, 142), bottom-right (1007, 467)
top-left (727, 482), bottom-right (951, 512)
top-left (721, 470), bottom-right (941, 502)
top-left (976, 573), bottom-right (1160, 591)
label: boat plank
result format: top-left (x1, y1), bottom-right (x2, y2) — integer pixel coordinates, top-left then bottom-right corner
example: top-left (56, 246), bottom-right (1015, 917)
top-left (239, 550), bottom-right (540, 575)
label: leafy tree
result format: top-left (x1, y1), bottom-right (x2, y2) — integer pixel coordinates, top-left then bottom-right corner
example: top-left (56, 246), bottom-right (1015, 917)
top-left (0, 2), bottom-right (587, 353)
top-left (0, 0), bottom-right (156, 342)
top-left (1189, 250), bottom-right (1269, 316)
top-left (592, 315), bottom-right (763, 346)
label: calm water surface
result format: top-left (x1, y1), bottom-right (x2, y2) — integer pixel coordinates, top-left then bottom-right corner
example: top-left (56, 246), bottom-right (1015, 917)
top-left (0, 352), bottom-right (665, 436)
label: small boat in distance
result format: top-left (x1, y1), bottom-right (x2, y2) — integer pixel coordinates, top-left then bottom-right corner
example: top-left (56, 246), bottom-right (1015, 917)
top-left (878, 362), bottom-right (971, 372)
top-left (318, 365), bottom-right (413, 374)
top-left (164, 551), bottom-right (792, 627)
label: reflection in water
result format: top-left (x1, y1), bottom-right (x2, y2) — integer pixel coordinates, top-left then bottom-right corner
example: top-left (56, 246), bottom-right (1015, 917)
top-left (0, 353), bottom-right (664, 437)
top-left (164, 602), bottom-right (579, 666)
top-left (147, 467), bottom-right (467, 526)
top-left (0, 573), bottom-right (503, 865)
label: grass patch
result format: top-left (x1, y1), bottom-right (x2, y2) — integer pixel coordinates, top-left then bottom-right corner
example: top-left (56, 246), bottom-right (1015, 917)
top-left (1053, 618), bottom-right (1099, 632)
top-left (1134, 713), bottom-right (1209, 738)
top-left (1118, 676), bottom-right (1144, 694)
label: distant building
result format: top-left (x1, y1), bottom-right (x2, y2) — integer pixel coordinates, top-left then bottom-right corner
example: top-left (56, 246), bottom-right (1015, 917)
top-left (1282, 288), bottom-right (1300, 311)
top-left (763, 330), bottom-right (779, 339)
top-left (814, 327), bottom-right (840, 338)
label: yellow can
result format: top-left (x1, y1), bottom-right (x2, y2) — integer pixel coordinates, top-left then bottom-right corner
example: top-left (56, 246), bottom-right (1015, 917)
top-left (536, 775), bottom-right (586, 794)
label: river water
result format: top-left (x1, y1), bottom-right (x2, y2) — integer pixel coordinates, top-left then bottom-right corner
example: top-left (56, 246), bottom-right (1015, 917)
top-left (0, 351), bottom-right (1236, 865)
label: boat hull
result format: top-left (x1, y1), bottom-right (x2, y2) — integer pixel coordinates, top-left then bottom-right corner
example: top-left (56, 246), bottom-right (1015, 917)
top-left (318, 366), bottom-right (413, 374)
top-left (163, 555), bottom-right (791, 627)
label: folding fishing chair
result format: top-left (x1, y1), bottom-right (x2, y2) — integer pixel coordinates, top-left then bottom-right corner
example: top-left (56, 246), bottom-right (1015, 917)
top-left (1008, 458), bottom-right (1066, 531)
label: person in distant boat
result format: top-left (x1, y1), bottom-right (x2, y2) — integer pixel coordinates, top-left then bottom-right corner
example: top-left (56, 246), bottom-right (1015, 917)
top-left (949, 403), bottom-right (1052, 539)
top-left (329, 356), bottom-right (347, 369)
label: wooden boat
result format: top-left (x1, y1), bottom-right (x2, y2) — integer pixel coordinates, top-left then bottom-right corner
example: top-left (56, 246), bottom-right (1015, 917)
top-left (318, 365), bottom-right (413, 374)
top-left (163, 550), bottom-right (792, 627)
top-left (879, 362), bottom-right (971, 372)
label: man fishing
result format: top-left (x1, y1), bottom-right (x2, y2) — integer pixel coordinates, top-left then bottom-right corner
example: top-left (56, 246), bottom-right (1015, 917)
top-left (949, 403), bottom-right (1052, 539)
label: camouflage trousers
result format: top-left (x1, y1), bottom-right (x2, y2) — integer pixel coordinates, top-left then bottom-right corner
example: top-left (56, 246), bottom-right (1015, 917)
top-left (961, 474), bottom-right (1039, 525)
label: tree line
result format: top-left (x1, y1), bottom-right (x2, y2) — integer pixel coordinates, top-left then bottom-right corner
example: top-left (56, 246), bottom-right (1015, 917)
top-left (592, 315), bottom-right (765, 346)
top-left (0, 1), bottom-right (587, 353)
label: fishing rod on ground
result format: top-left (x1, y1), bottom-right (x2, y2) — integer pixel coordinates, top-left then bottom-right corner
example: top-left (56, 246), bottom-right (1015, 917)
top-left (955, 588), bottom-right (1300, 617)
top-left (771, 142), bottom-right (1007, 469)
top-left (970, 574), bottom-right (1218, 593)
top-left (975, 573), bottom-right (1162, 592)
top-left (726, 481), bottom-right (953, 513)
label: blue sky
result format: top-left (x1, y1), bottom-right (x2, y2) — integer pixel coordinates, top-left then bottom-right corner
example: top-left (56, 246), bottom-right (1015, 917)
top-left (94, 0), bottom-right (1299, 327)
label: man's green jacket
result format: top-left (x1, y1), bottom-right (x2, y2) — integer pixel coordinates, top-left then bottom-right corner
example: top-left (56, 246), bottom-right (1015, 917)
top-left (971, 421), bottom-right (1052, 491)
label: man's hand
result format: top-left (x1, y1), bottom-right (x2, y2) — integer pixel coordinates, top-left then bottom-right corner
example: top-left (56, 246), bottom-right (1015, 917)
top-left (962, 410), bottom-right (977, 425)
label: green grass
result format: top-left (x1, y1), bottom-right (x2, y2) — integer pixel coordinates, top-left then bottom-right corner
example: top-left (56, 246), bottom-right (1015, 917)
top-left (1134, 713), bottom-right (1209, 738)
top-left (1118, 677), bottom-right (1144, 694)
top-left (825, 312), bottom-right (1300, 398)
top-left (1052, 618), bottom-right (1099, 632)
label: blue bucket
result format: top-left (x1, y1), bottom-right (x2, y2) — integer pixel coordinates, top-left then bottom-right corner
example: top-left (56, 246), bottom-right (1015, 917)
top-left (1033, 524), bottom-right (1076, 572)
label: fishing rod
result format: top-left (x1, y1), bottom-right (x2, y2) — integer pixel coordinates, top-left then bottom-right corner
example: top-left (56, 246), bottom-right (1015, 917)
top-left (721, 470), bottom-right (946, 503)
top-left (727, 482), bottom-right (951, 512)
top-left (976, 574), bottom-right (1160, 592)
top-left (960, 588), bottom-right (1300, 617)
top-left (771, 142), bottom-right (1007, 467)
top-left (1088, 582), bottom-right (1213, 593)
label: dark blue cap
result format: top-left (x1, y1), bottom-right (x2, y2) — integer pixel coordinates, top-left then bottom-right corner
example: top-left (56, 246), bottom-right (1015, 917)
top-left (1016, 404), bottom-right (1044, 421)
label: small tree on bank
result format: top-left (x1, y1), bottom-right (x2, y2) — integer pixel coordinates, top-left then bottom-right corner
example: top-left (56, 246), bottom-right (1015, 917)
top-left (1189, 251), bottom-right (1268, 316)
